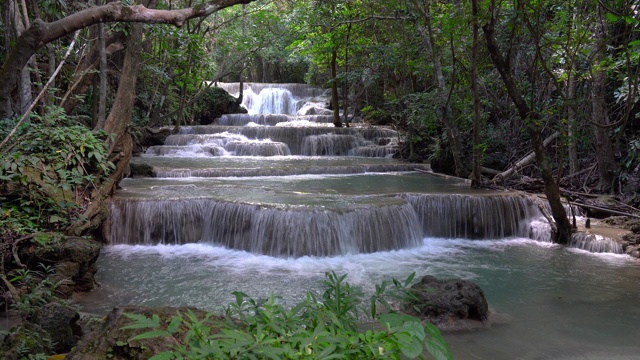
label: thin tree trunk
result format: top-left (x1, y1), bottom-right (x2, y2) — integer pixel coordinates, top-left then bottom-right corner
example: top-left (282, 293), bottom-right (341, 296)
top-left (68, 24), bottom-right (143, 236)
top-left (590, 14), bottom-right (618, 190)
top-left (483, 7), bottom-right (571, 244)
top-left (567, 64), bottom-right (579, 175)
top-left (414, 0), bottom-right (464, 177)
top-left (471, 0), bottom-right (482, 187)
top-left (331, 48), bottom-right (342, 127)
top-left (96, 0), bottom-right (108, 129)
top-left (47, 44), bottom-right (56, 105)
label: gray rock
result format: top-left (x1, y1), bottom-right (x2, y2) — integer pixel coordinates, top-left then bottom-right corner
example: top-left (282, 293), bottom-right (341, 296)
top-left (31, 302), bottom-right (82, 354)
top-left (406, 275), bottom-right (489, 327)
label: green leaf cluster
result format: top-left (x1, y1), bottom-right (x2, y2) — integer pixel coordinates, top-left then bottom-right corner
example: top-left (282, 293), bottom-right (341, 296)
top-left (1, 113), bottom-right (114, 236)
top-left (122, 272), bottom-right (452, 360)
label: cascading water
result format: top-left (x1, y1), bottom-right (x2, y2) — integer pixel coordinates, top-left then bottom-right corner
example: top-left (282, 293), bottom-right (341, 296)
top-left (84, 83), bottom-right (640, 360)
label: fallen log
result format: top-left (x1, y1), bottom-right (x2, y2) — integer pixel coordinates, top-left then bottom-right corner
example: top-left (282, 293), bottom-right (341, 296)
top-left (572, 202), bottom-right (640, 219)
top-left (480, 166), bottom-right (501, 176)
top-left (414, 168), bottom-right (472, 184)
top-left (493, 131), bottom-right (559, 183)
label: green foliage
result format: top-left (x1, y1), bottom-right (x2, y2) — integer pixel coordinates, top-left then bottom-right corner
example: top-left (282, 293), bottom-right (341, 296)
top-left (0, 113), bottom-right (113, 235)
top-left (123, 272), bottom-right (452, 360)
top-left (8, 263), bottom-right (70, 319)
top-left (623, 139), bottom-right (640, 170)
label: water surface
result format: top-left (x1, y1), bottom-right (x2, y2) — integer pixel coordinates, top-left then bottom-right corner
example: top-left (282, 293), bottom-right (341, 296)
top-left (76, 238), bottom-right (640, 360)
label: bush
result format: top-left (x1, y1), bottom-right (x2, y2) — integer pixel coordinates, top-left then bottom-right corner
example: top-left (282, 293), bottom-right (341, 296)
top-left (123, 272), bottom-right (452, 360)
top-left (1, 120), bottom-right (113, 236)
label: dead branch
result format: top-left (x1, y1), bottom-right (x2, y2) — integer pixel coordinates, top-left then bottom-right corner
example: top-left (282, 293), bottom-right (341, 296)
top-left (493, 131), bottom-right (560, 183)
top-left (572, 202), bottom-right (640, 219)
top-left (12, 234), bottom-right (33, 269)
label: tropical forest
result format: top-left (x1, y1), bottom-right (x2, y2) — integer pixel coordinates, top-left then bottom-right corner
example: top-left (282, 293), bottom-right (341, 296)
top-left (0, 0), bottom-right (639, 359)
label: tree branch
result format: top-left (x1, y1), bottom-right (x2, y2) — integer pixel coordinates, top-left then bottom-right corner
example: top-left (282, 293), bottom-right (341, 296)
top-left (0, 0), bottom-right (256, 108)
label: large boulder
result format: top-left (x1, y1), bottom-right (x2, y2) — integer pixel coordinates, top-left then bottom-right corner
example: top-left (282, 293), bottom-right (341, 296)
top-left (194, 87), bottom-right (247, 125)
top-left (31, 302), bottom-right (82, 354)
top-left (405, 275), bottom-right (489, 329)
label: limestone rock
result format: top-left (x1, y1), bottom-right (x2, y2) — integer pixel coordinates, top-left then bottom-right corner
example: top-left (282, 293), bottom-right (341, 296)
top-left (406, 275), bottom-right (489, 329)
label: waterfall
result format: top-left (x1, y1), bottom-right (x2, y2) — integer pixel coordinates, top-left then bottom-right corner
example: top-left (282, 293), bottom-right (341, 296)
top-left (174, 126), bottom-right (398, 156)
top-left (403, 194), bottom-right (545, 240)
top-left (116, 82), bottom-right (623, 257)
top-left (216, 82), bottom-right (328, 115)
top-left (111, 198), bottom-right (423, 257)
top-left (152, 163), bottom-right (432, 178)
top-left (224, 140), bottom-right (291, 156)
top-left (110, 191), bottom-right (565, 257)
top-left (569, 233), bottom-right (624, 254)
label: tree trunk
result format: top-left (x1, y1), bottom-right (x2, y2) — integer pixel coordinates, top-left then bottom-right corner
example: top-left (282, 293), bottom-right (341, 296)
top-left (590, 15), bottom-right (618, 191)
top-left (96, 0), bottom-right (108, 129)
top-left (414, 0), bottom-right (464, 177)
top-left (47, 44), bottom-right (56, 105)
top-left (67, 23), bottom-right (143, 237)
top-left (471, 0), bottom-right (482, 187)
top-left (483, 11), bottom-right (571, 244)
top-left (566, 63), bottom-right (579, 175)
top-left (8, 0), bottom-right (33, 115)
top-left (331, 48), bottom-right (342, 127)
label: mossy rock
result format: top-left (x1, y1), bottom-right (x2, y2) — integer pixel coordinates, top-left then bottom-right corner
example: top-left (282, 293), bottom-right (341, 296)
top-left (0, 323), bottom-right (54, 359)
top-left (68, 305), bottom-right (222, 359)
top-left (194, 87), bottom-right (246, 125)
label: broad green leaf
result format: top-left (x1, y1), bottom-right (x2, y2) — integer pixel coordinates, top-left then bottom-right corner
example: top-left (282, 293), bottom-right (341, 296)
top-left (130, 330), bottom-right (171, 341)
top-left (394, 332), bottom-right (423, 359)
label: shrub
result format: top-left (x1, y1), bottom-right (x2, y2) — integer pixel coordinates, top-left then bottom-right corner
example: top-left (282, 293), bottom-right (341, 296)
top-left (123, 272), bottom-right (452, 360)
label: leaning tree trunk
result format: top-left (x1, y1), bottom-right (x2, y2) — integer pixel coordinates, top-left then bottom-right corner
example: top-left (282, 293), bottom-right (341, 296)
top-left (66, 23), bottom-right (143, 238)
top-left (483, 15), bottom-right (572, 244)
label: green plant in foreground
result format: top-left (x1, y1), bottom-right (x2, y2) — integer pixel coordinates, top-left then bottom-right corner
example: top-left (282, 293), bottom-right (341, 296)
top-left (122, 272), bottom-right (452, 359)
top-left (8, 263), bottom-right (70, 320)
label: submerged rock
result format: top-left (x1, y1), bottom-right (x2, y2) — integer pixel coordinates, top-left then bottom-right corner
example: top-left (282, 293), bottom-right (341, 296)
top-left (405, 275), bottom-right (489, 330)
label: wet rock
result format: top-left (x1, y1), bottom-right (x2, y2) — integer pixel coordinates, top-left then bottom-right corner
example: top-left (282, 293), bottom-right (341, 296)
top-left (68, 305), bottom-right (219, 360)
top-left (0, 322), bottom-right (52, 359)
top-left (602, 216), bottom-right (640, 232)
top-left (30, 236), bottom-right (102, 297)
top-left (132, 127), bottom-right (172, 155)
top-left (195, 87), bottom-right (246, 125)
top-left (405, 276), bottom-right (489, 329)
top-left (624, 244), bottom-right (640, 258)
top-left (31, 302), bottom-right (82, 354)
top-left (129, 162), bottom-right (155, 177)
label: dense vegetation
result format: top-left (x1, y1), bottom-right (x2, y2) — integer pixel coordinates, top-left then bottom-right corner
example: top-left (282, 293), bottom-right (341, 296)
top-left (121, 272), bottom-right (452, 359)
top-left (0, 0), bottom-right (638, 357)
